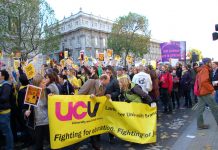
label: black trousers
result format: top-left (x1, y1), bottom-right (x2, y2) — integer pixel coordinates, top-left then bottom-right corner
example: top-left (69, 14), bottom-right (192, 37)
top-left (160, 88), bottom-right (172, 112)
top-left (172, 91), bottom-right (180, 108)
top-left (34, 125), bottom-right (50, 150)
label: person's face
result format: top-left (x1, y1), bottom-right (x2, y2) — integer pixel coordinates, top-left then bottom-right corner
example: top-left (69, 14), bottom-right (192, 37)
top-left (133, 69), bottom-right (137, 74)
top-left (182, 66), bottom-right (186, 71)
top-left (212, 63), bottom-right (217, 69)
top-left (39, 79), bottom-right (47, 89)
top-left (208, 62), bottom-right (212, 68)
top-left (91, 67), bottom-right (95, 74)
top-left (45, 76), bottom-right (50, 84)
top-left (106, 69), bottom-right (112, 77)
top-left (58, 76), bottom-right (64, 84)
top-left (117, 70), bottom-right (122, 76)
top-left (161, 66), bottom-right (166, 72)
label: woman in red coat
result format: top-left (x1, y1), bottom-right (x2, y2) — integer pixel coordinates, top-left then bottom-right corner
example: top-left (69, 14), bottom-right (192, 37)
top-left (159, 65), bottom-right (173, 114)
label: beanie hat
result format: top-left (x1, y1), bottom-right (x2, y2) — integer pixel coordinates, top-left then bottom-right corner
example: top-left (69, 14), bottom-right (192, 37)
top-left (202, 58), bottom-right (211, 64)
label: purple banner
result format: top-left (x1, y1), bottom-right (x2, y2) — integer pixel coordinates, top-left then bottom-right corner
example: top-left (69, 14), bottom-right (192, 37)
top-left (160, 41), bottom-right (186, 62)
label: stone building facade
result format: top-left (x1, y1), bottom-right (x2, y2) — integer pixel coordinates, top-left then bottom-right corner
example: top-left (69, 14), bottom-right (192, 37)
top-left (57, 9), bottom-right (161, 62)
top-left (57, 8), bottom-right (113, 61)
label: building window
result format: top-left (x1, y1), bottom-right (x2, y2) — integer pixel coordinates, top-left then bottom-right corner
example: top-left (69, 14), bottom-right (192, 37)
top-left (95, 37), bottom-right (97, 46)
top-left (102, 38), bottom-right (105, 47)
top-left (86, 21), bottom-right (88, 25)
top-left (77, 36), bottom-right (80, 44)
top-left (75, 21), bottom-right (78, 26)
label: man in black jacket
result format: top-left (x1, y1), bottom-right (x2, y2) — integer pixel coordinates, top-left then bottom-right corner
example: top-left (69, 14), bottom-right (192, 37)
top-left (0, 70), bottom-right (13, 150)
top-left (105, 66), bottom-right (120, 143)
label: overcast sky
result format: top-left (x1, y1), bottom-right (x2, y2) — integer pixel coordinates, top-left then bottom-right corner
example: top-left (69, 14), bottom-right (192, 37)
top-left (47, 0), bottom-right (218, 60)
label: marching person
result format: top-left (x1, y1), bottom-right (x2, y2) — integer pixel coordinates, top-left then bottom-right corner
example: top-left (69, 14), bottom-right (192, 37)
top-left (180, 65), bottom-right (192, 108)
top-left (0, 70), bottom-right (14, 150)
top-left (24, 74), bottom-right (51, 150)
top-left (78, 74), bottom-right (110, 150)
top-left (212, 61), bottom-right (218, 103)
top-left (195, 58), bottom-right (218, 129)
top-left (132, 65), bottom-right (152, 94)
top-left (105, 66), bottom-right (120, 144)
top-left (159, 65), bottom-right (173, 114)
top-left (118, 77), bottom-right (153, 104)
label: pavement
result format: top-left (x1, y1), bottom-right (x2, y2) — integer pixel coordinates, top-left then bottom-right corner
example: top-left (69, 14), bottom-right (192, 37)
top-left (172, 108), bottom-right (218, 150)
top-left (2, 104), bottom-right (218, 150)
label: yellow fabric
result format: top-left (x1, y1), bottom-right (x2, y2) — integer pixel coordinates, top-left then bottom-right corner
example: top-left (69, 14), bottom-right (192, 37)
top-left (117, 74), bottom-right (128, 80)
top-left (0, 109), bottom-right (11, 115)
top-left (48, 95), bottom-right (157, 149)
top-left (69, 76), bottom-right (80, 95)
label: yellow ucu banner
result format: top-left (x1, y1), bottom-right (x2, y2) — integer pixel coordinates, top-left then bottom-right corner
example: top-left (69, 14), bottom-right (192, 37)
top-left (48, 95), bottom-right (157, 149)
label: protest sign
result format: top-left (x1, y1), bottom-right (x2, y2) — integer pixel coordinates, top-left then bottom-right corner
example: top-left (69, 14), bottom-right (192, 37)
top-left (24, 85), bottom-right (42, 106)
top-left (64, 51), bottom-right (68, 59)
top-left (13, 59), bottom-right (20, 71)
top-left (98, 53), bottom-right (104, 61)
top-left (150, 60), bottom-right (157, 69)
top-left (160, 41), bottom-right (186, 62)
top-left (24, 63), bottom-right (36, 79)
top-left (48, 95), bottom-right (157, 149)
top-left (107, 49), bottom-right (113, 57)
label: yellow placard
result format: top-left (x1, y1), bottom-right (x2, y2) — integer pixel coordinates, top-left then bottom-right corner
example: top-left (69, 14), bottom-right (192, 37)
top-left (14, 60), bottom-right (20, 71)
top-left (85, 56), bottom-right (89, 62)
top-left (107, 49), bottom-right (113, 57)
top-left (64, 51), bottom-right (68, 59)
top-left (48, 95), bottom-right (157, 149)
top-left (126, 55), bottom-right (133, 64)
top-left (98, 53), bottom-right (104, 61)
top-left (142, 59), bottom-right (146, 65)
top-left (150, 60), bottom-right (156, 70)
top-left (115, 55), bottom-right (121, 61)
top-left (24, 85), bottom-right (42, 106)
top-left (24, 64), bottom-right (36, 79)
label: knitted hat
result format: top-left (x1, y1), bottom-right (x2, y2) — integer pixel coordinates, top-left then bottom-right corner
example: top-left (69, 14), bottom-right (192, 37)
top-left (202, 58), bottom-right (211, 64)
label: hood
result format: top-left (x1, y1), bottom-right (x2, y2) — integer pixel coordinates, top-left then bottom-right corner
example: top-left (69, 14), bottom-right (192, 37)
top-left (196, 65), bottom-right (210, 73)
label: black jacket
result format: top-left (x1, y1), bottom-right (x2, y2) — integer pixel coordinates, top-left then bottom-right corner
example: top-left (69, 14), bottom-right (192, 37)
top-left (0, 81), bottom-right (13, 111)
top-left (180, 71), bottom-right (192, 90)
top-left (105, 76), bottom-right (120, 101)
top-left (62, 80), bottom-right (75, 95)
top-left (119, 84), bottom-right (153, 104)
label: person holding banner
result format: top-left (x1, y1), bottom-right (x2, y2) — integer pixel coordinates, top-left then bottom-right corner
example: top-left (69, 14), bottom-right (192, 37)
top-left (58, 74), bottom-right (75, 95)
top-left (78, 74), bottom-right (110, 150)
top-left (118, 77), bottom-right (153, 105)
top-left (105, 66), bottom-right (120, 143)
top-left (0, 70), bottom-right (14, 150)
top-left (24, 74), bottom-right (51, 150)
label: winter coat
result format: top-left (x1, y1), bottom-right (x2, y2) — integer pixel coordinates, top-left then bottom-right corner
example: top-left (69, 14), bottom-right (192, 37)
top-left (180, 70), bottom-right (192, 90)
top-left (159, 72), bottom-right (173, 94)
top-left (119, 83), bottom-right (153, 104)
top-left (105, 76), bottom-right (120, 101)
top-left (149, 70), bottom-right (160, 100)
top-left (0, 81), bottom-right (13, 112)
top-left (196, 65), bottom-right (214, 96)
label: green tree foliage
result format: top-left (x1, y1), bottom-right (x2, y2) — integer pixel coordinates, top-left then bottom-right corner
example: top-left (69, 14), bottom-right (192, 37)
top-left (187, 48), bottom-right (203, 61)
top-left (108, 12), bottom-right (150, 65)
top-left (0, 0), bottom-right (60, 58)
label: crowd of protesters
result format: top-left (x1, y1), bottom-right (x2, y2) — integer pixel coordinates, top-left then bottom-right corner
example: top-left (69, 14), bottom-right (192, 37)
top-left (0, 57), bottom-right (218, 150)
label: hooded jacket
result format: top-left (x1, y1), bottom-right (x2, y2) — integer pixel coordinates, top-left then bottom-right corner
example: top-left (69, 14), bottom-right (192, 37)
top-left (196, 65), bottom-right (214, 96)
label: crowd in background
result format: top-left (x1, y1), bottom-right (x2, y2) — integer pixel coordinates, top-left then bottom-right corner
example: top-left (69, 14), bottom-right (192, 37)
top-left (0, 58), bottom-right (218, 150)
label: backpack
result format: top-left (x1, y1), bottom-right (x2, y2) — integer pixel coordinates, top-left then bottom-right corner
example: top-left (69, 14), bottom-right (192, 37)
top-left (194, 74), bottom-right (200, 96)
